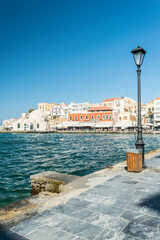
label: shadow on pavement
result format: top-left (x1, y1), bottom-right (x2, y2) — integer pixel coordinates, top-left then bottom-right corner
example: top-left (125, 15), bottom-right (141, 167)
top-left (0, 225), bottom-right (27, 240)
top-left (138, 192), bottom-right (160, 214)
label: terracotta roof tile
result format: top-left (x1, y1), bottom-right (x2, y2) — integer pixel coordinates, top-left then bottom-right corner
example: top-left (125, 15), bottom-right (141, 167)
top-left (154, 97), bottom-right (160, 100)
top-left (102, 97), bottom-right (124, 102)
top-left (88, 106), bottom-right (112, 111)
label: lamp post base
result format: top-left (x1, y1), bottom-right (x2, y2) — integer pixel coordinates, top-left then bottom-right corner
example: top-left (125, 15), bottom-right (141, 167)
top-left (135, 140), bottom-right (146, 169)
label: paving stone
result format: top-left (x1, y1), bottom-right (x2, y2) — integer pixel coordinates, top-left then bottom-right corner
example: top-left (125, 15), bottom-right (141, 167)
top-left (125, 202), bottom-right (143, 212)
top-left (80, 188), bottom-right (108, 197)
top-left (11, 218), bottom-right (43, 236)
top-left (0, 230), bottom-right (28, 240)
top-left (123, 222), bottom-right (160, 239)
top-left (26, 225), bottom-right (79, 240)
top-left (110, 199), bottom-right (130, 209)
top-left (79, 190), bottom-right (108, 203)
top-left (89, 203), bottom-right (124, 217)
top-left (95, 229), bottom-right (140, 240)
top-left (120, 210), bottom-right (148, 223)
top-left (66, 198), bottom-right (93, 208)
top-left (33, 211), bottom-right (71, 227)
top-left (86, 212), bottom-right (128, 231)
top-left (55, 207), bottom-right (95, 220)
top-left (139, 206), bottom-right (160, 217)
top-left (141, 216), bottom-right (160, 227)
top-left (115, 193), bottom-right (138, 202)
top-left (107, 175), bottom-right (124, 182)
top-left (121, 187), bottom-right (137, 195)
top-left (57, 218), bottom-right (104, 240)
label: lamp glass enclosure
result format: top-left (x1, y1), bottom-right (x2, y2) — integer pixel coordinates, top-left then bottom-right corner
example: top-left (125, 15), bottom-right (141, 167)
top-left (131, 46), bottom-right (146, 67)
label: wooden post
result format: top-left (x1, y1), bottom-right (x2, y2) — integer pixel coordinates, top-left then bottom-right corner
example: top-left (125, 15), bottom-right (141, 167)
top-left (126, 149), bottom-right (142, 172)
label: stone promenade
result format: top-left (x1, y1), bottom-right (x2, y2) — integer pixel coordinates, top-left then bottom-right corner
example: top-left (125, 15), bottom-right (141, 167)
top-left (1, 151), bottom-right (160, 239)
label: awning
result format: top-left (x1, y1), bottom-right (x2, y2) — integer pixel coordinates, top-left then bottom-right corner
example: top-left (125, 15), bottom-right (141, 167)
top-left (56, 121), bottom-right (113, 128)
top-left (114, 121), bottom-right (136, 128)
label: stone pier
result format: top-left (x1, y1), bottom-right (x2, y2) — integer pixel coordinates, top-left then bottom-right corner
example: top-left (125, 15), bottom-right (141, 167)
top-left (1, 149), bottom-right (160, 239)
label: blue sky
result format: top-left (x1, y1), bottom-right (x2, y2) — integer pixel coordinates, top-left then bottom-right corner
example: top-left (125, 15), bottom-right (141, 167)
top-left (0, 0), bottom-right (160, 123)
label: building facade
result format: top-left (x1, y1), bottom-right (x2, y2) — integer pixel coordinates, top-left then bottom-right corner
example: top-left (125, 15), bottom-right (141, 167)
top-left (38, 103), bottom-right (57, 115)
top-left (154, 97), bottom-right (160, 127)
top-left (68, 106), bottom-right (113, 122)
top-left (52, 103), bottom-right (68, 119)
top-left (13, 110), bottom-right (49, 131)
top-left (102, 97), bottom-right (137, 127)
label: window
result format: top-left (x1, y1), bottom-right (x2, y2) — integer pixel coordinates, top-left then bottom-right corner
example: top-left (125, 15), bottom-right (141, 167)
top-left (109, 115), bottom-right (112, 120)
top-left (70, 116), bottom-right (72, 121)
top-left (75, 116), bottom-right (77, 121)
top-left (91, 115), bottom-right (94, 120)
top-left (124, 116), bottom-right (127, 120)
top-left (17, 123), bottom-right (20, 128)
top-left (106, 115), bottom-right (108, 120)
top-left (85, 115), bottom-right (88, 120)
top-left (97, 115), bottom-right (100, 120)
top-left (80, 115), bottom-right (83, 120)
top-left (102, 115), bottom-right (105, 120)
top-left (156, 102), bottom-right (160, 105)
top-left (37, 123), bottom-right (39, 128)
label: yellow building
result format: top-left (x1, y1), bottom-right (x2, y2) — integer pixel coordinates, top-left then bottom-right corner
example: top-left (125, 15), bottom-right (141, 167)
top-left (38, 103), bottom-right (58, 115)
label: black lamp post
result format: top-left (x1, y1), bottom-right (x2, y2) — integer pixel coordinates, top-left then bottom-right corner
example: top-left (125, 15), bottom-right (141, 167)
top-left (131, 46), bottom-right (147, 168)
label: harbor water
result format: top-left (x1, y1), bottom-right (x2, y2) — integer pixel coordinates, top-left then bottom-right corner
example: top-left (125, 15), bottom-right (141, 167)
top-left (0, 133), bottom-right (160, 207)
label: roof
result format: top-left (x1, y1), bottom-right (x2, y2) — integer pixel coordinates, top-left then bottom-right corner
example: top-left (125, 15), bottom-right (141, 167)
top-left (51, 103), bottom-right (59, 105)
top-left (87, 106), bottom-right (112, 112)
top-left (154, 97), bottom-right (160, 101)
top-left (147, 101), bottom-right (154, 104)
top-left (141, 103), bottom-right (146, 106)
top-left (102, 97), bottom-right (124, 102)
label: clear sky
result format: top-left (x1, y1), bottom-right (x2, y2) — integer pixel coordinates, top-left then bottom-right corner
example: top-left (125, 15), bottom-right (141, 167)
top-left (1, 0), bottom-right (160, 123)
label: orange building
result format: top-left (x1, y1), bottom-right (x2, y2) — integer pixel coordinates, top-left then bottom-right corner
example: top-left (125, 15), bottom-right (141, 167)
top-left (68, 107), bottom-right (113, 122)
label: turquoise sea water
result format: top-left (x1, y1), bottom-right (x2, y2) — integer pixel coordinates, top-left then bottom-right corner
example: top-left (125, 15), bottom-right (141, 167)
top-left (0, 133), bottom-right (160, 207)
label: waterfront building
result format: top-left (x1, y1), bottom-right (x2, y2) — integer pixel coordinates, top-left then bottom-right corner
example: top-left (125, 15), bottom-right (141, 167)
top-left (68, 106), bottom-right (113, 122)
top-left (154, 97), bottom-right (160, 128)
top-left (69, 102), bottom-right (101, 113)
top-left (13, 110), bottom-right (49, 131)
top-left (38, 103), bottom-right (57, 115)
top-left (49, 117), bottom-right (67, 130)
top-left (140, 103), bottom-right (147, 127)
top-left (52, 102), bottom-right (68, 119)
top-left (146, 100), bottom-right (154, 127)
top-left (102, 97), bottom-right (137, 128)
top-left (66, 106), bottom-right (113, 130)
top-left (3, 118), bottom-right (18, 131)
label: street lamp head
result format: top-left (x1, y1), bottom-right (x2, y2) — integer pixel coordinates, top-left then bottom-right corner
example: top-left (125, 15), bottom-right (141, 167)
top-left (131, 46), bottom-right (146, 67)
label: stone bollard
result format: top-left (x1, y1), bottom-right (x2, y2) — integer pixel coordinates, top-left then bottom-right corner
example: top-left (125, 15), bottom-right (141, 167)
top-left (30, 171), bottom-right (79, 195)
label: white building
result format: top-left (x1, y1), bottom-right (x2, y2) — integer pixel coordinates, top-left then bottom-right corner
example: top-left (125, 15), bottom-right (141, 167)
top-left (13, 110), bottom-right (49, 131)
top-left (52, 103), bottom-right (69, 119)
top-left (3, 118), bottom-right (18, 130)
top-left (69, 102), bottom-right (101, 113)
top-left (154, 97), bottom-right (160, 127)
top-left (102, 97), bottom-right (137, 126)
